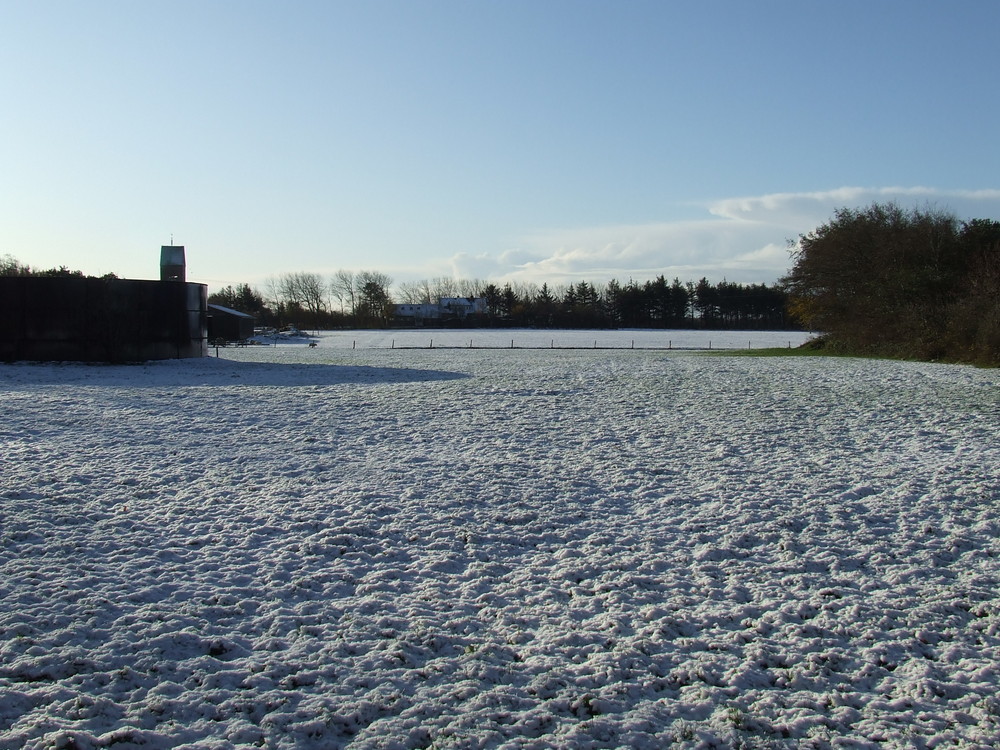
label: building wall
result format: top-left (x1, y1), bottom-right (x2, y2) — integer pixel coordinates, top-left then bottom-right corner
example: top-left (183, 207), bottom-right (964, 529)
top-left (0, 277), bottom-right (207, 362)
top-left (395, 298), bottom-right (487, 320)
top-left (439, 297), bottom-right (487, 316)
top-left (394, 303), bottom-right (441, 319)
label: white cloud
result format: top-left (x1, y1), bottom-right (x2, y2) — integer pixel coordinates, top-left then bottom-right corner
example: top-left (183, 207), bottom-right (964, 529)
top-left (429, 186), bottom-right (1000, 288)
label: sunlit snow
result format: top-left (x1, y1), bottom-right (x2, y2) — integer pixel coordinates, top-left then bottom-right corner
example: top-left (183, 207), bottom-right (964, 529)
top-left (2, 330), bottom-right (999, 749)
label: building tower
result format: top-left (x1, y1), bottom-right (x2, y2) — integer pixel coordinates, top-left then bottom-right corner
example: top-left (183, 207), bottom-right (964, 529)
top-left (160, 245), bottom-right (186, 282)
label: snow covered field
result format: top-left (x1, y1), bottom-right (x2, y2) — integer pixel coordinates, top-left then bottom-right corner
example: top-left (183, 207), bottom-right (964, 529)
top-left (257, 330), bottom-right (811, 351)
top-left (2, 330), bottom-right (999, 749)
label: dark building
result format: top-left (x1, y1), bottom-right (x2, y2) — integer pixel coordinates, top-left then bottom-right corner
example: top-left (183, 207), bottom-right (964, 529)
top-left (0, 246), bottom-right (207, 362)
top-left (207, 304), bottom-right (255, 343)
top-left (160, 245), bottom-right (186, 282)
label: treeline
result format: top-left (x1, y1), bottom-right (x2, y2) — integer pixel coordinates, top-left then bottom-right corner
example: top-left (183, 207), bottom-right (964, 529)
top-left (784, 202), bottom-right (1000, 365)
top-left (0, 254), bottom-right (118, 279)
top-left (1, 252), bottom-right (794, 332)
top-left (210, 273), bottom-right (793, 331)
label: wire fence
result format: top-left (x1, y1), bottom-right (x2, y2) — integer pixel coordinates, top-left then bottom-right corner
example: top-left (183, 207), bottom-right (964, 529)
top-left (311, 338), bottom-right (801, 351)
top-left (239, 330), bottom-right (814, 352)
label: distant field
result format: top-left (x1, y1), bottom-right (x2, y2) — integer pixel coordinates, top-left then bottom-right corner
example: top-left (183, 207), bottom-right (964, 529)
top-left (254, 328), bottom-right (817, 350)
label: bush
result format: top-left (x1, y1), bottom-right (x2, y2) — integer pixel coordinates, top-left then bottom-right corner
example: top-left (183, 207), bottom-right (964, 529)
top-left (784, 203), bottom-right (1000, 365)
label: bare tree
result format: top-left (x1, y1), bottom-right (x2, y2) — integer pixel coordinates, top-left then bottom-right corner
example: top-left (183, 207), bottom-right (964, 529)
top-left (271, 272), bottom-right (326, 330)
top-left (417, 279), bottom-right (435, 305)
top-left (457, 278), bottom-right (487, 297)
top-left (429, 276), bottom-right (459, 301)
top-left (261, 277), bottom-right (284, 309)
top-left (298, 272), bottom-right (327, 319)
top-left (550, 283), bottom-right (571, 305)
top-left (276, 272), bottom-right (325, 317)
top-left (330, 269), bottom-right (357, 315)
top-left (396, 281), bottom-right (431, 304)
top-left (510, 280), bottom-right (539, 302)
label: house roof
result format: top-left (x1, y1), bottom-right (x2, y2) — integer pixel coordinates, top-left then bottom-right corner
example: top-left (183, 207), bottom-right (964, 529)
top-left (208, 304), bottom-right (255, 319)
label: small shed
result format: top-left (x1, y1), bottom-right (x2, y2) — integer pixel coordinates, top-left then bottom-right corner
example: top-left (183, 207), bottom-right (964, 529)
top-left (207, 304), bottom-right (255, 343)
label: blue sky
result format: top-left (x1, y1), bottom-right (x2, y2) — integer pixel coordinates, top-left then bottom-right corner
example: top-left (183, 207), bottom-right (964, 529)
top-left (3, 1), bottom-right (1000, 293)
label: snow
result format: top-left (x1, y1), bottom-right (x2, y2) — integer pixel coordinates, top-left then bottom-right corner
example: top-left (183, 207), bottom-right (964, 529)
top-left (208, 305), bottom-right (255, 320)
top-left (2, 330), bottom-right (999, 749)
top-left (252, 329), bottom-right (811, 351)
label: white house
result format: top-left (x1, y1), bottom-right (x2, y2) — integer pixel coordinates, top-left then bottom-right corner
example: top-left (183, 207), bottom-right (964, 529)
top-left (438, 297), bottom-right (487, 316)
top-left (394, 303), bottom-right (441, 321)
top-left (394, 297), bottom-right (487, 322)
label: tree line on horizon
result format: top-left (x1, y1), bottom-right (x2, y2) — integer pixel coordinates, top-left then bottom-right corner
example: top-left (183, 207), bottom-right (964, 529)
top-left (2, 252), bottom-right (791, 331)
top-left (0, 255), bottom-right (119, 280)
top-left (209, 272), bottom-right (794, 331)
top-left (9, 199), bottom-right (999, 364)
top-left (783, 202), bottom-right (1000, 365)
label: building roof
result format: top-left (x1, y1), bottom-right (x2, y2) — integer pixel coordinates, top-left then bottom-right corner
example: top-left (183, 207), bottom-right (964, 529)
top-left (208, 304), bottom-right (255, 319)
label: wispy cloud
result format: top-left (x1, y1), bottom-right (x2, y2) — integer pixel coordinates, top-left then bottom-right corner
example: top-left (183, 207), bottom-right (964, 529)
top-left (431, 187), bottom-right (1000, 288)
